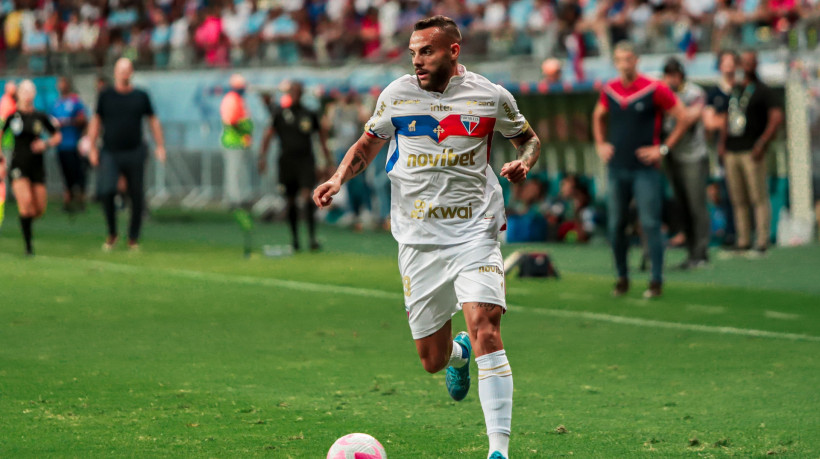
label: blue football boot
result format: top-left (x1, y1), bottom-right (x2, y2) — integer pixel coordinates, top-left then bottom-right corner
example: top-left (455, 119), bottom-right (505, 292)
top-left (488, 451), bottom-right (507, 459)
top-left (445, 331), bottom-right (471, 401)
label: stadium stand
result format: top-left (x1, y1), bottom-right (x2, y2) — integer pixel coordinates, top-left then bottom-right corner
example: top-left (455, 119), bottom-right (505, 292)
top-left (1, 0), bottom-right (818, 74)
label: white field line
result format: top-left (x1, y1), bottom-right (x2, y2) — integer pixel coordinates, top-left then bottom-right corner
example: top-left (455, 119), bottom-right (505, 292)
top-left (685, 304), bottom-right (728, 315)
top-left (765, 310), bottom-right (801, 320)
top-left (38, 256), bottom-right (820, 343)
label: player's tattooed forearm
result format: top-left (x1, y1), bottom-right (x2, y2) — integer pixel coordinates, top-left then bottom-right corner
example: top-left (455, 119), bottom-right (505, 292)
top-left (349, 149), bottom-right (368, 176)
top-left (516, 136), bottom-right (540, 167)
top-left (473, 302), bottom-right (500, 311)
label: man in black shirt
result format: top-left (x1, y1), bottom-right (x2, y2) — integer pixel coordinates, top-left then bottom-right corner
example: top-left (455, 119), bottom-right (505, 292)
top-left (87, 58), bottom-right (166, 251)
top-left (0, 80), bottom-right (62, 255)
top-left (259, 82), bottom-right (331, 251)
top-left (720, 51), bottom-right (783, 256)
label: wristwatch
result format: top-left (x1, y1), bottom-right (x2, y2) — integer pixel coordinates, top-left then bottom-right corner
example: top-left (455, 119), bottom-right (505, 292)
top-left (659, 144), bottom-right (669, 156)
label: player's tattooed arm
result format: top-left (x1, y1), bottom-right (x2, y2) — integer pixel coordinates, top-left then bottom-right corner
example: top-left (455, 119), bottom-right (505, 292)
top-left (513, 129), bottom-right (541, 169)
top-left (348, 148), bottom-right (368, 177)
top-left (332, 132), bottom-right (388, 185)
top-left (501, 128), bottom-right (540, 184)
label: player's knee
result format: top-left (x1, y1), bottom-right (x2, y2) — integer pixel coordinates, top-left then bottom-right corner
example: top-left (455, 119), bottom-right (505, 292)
top-left (98, 190), bottom-right (117, 201)
top-left (640, 217), bottom-right (661, 235)
top-left (608, 215), bottom-right (628, 234)
top-left (419, 353), bottom-right (447, 374)
top-left (474, 326), bottom-right (502, 353)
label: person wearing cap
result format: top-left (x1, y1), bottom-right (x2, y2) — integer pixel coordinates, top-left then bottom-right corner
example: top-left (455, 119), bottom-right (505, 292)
top-left (661, 58), bottom-right (711, 269)
top-left (259, 81), bottom-right (331, 251)
top-left (220, 73), bottom-right (255, 209)
top-left (592, 41), bottom-right (688, 299)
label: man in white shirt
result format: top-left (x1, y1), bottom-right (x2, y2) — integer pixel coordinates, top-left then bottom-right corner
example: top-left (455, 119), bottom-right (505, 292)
top-left (314, 16), bottom-right (539, 459)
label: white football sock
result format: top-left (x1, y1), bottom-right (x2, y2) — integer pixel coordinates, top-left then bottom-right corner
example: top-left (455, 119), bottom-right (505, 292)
top-left (447, 340), bottom-right (468, 369)
top-left (488, 433), bottom-right (510, 458)
top-left (477, 349), bottom-right (512, 458)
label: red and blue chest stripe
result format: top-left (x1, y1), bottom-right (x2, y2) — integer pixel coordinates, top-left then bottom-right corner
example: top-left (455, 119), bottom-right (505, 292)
top-left (385, 114), bottom-right (496, 173)
top-left (392, 114), bottom-right (495, 143)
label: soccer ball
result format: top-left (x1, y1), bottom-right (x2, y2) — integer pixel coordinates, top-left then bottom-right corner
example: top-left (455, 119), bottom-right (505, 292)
top-left (326, 433), bottom-right (387, 459)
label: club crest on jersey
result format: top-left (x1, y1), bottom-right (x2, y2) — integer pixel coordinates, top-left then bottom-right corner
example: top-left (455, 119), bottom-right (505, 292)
top-left (461, 115), bottom-right (480, 135)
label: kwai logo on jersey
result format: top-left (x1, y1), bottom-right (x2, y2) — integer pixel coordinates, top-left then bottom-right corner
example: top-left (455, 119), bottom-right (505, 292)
top-left (427, 203), bottom-right (473, 219)
top-left (461, 115), bottom-right (480, 135)
top-left (409, 199), bottom-right (473, 220)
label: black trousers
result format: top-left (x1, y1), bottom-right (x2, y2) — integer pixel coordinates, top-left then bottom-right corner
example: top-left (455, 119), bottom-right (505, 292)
top-left (57, 148), bottom-right (87, 195)
top-left (97, 145), bottom-right (147, 241)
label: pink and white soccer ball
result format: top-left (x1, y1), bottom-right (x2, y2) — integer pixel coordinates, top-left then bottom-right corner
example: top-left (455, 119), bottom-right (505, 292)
top-left (326, 433), bottom-right (387, 459)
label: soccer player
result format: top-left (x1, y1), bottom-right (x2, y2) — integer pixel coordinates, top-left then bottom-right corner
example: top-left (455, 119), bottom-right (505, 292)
top-left (313, 16), bottom-right (539, 459)
top-left (87, 58), bottom-right (166, 251)
top-left (0, 80), bottom-right (62, 255)
top-left (592, 41), bottom-right (688, 298)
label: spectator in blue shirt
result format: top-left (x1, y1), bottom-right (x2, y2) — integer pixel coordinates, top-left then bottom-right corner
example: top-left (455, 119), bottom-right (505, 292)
top-left (50, 76), bottom-right (88, 212)
top-left (150, 12), bottom-right (172, 68)
top-left (23, 20), bottom-right (50, 74)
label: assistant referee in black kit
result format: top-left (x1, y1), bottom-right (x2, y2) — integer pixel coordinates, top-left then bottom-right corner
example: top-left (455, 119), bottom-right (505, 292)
top-left (87, 58), bottom-right (166, 251)
top-left (259, 81), bottom-right (331, 251)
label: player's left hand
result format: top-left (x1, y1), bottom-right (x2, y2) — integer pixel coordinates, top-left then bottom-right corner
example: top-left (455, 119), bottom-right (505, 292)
top-left (500, 159), bottom-right (529, 184)
top-left (636, 145), bottom-right (662, 165)
top-left (30, 139), bottom-right (47, 153)
top-left (155, 145), bottom-right (167, 164)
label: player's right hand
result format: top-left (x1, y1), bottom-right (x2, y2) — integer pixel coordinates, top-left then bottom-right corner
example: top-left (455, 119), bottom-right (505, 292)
top-left (596, 142), bottom-right (614, 163)
top-left (313, 179), bottom-right (340, 209)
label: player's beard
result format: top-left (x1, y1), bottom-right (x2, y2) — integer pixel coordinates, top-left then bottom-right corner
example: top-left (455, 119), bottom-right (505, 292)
top-left (418, 62), bottom-right (453, 92)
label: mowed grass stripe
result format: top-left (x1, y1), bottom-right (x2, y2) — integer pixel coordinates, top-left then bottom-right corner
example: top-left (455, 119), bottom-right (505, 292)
top-left (35, 254), bottom-right (820, 343)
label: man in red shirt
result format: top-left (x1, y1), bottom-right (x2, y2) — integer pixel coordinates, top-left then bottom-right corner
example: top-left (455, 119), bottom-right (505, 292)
top-left (592, 41), bottom-right (689, 298)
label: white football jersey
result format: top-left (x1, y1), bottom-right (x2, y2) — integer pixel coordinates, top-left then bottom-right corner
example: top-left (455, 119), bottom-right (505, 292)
top-left (365, 65), bottom-right (530, 245)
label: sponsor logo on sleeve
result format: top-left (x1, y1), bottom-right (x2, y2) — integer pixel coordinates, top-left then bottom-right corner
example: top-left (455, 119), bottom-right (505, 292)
top-left (502, 102), bottom-right (516, 121)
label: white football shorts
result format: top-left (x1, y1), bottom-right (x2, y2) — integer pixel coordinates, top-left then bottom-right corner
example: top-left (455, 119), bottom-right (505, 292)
top-left (398, 238), bottom-right (506, 340)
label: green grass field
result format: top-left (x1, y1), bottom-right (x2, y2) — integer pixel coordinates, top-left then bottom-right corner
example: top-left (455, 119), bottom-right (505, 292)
top-left (1, 205), bottom-right (818, 457)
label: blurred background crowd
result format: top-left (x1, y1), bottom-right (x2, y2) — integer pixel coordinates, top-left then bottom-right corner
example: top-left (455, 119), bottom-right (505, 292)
top-left (0, 0), bottom-right (818, 259)
top-left (3, 0), bottom-right (820, 74)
